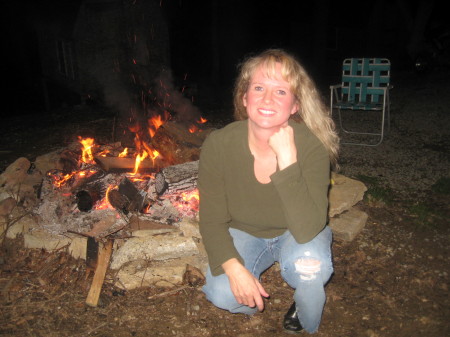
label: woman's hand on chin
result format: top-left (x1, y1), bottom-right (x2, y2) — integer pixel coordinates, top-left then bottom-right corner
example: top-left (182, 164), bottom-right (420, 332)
top-left (268, 125), bottom-right (297, 170)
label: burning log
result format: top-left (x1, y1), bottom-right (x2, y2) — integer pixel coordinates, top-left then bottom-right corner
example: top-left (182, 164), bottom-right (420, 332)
top-left (108, 189), bottom-right (130, 214)
top-left (76, 190), bottom-right (101, 212)
top-left (73, 173), bottom-right (110, 212)
top-left (154, 160), bottom-right (199, 195)
top-left (118, 178), bottom-right (147, 211)
top-left (151, 121), bottom-right (211, 165)
top-left (108, 178), bottom-right (147, 215)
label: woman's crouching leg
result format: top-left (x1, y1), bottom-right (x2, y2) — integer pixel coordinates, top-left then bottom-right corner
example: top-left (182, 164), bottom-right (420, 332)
top-left (202, 267), bottom-right (258, 315)
top-left (279, 226), bottom-right (334, 334)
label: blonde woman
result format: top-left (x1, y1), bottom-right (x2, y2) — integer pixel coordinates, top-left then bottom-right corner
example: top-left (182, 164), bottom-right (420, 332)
top-left (198, 49), bottom-right (339, 334)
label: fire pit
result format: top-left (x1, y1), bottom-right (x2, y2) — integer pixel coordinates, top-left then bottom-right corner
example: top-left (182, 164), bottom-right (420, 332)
top-left (0, 114), bottom-right (213, 296)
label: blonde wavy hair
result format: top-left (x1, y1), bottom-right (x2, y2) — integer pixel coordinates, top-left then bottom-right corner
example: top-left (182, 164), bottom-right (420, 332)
top-left (233, 49), bottom-right (339, 166)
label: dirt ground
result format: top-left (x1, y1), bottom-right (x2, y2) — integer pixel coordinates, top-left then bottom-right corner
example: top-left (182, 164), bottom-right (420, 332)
top-left (1, 70), bottom-right (449, 336)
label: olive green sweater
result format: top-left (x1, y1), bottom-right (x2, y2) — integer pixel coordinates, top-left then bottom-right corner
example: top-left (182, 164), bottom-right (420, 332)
top-left (198, 120), bottom-right (330, 276)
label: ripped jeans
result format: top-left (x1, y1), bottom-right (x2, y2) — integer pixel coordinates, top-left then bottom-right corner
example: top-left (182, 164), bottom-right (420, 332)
top-left (202, 226), bottom-right (333, 334)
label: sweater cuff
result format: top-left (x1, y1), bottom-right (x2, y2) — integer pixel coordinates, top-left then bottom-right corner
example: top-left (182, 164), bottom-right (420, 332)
top-left (270, 162), bottom-right (302, 186)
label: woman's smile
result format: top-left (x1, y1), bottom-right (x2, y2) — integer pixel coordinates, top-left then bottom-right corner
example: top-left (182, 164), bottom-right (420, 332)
top-left (258, 108), bottom-right (277, 116)
top-left (243, 63), bottom-right (299, 131)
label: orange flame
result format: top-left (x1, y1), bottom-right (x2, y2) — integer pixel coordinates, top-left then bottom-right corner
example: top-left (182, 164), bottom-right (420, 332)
top-left (78, 137), bottom-right (95, 163)
top-left (148, 114), bottom-right (165, 137)
top-left (189, 124), bottom-right (198, 133)
top-left (131, 150), bottom-right (148, 175)
top-left (149, 149), bottom-right (159, 160)
top-left (118, 148), bottom-right (128, 157)
top-left (198, 117), bottom-right (207, 124)
top-left (96, 149), bottom-right (110, 157)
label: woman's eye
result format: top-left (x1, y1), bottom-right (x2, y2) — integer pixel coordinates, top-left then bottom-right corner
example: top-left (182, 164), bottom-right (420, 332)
top-left (277, 90), bottom-right (287, 95)
top-left (254, 86), bottom-right (263, 91)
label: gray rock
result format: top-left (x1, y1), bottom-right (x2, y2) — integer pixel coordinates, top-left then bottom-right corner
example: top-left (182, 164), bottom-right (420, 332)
top-left (329, 208), bottom-right (368, 241)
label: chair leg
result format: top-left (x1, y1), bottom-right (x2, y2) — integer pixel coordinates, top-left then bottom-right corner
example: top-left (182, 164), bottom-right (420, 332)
top-left (338, 108), bottom-right (388, 146)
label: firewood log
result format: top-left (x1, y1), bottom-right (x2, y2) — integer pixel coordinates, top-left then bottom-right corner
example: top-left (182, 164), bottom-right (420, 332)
top-left (154, 160), bottom-right (198, 195)
top-left (151, 121), bottom-right (210, 165)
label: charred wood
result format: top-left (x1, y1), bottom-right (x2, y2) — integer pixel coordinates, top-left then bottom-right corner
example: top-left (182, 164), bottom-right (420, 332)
top-left (76, 190), bottom-right (101, 212)
top-left (118, 178), bottom-right (147, 212)
top-left (108, 189), bottom-right (130, 215)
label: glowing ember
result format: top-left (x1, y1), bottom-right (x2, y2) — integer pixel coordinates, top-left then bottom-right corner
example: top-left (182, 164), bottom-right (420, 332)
top-left (77, 169), bottom-right (97, 179)
top-left (198, 117), bottom-right (207, 124)
top-left (172, 189), bottom-right (200, 216)
top-left (180, 190), bottom-right (199, 202)
top-left (94, 185), bottom-right (114, 210)
top-left (50, 172), bottom-right (75, 188)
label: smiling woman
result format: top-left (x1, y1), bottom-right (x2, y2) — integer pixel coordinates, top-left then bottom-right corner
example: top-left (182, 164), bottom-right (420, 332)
top-left (198, 49), bottom-right (340, 334)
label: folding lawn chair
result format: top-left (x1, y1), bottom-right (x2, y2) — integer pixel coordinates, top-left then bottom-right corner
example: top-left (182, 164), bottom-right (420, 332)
top-left (330, 58), bottom-right (393, 146)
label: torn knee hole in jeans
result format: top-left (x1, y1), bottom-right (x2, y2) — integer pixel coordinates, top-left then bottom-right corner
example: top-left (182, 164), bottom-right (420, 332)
top-left (294, 254), bottom-right (321, 281)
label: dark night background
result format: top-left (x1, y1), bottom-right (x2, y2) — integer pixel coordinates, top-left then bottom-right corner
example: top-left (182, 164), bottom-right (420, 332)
top-left (2, 0), bottom-right (449, 116)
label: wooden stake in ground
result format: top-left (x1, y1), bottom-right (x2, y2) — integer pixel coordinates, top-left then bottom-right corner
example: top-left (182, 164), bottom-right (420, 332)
top-left (85, 239), bottom-right (114, 307)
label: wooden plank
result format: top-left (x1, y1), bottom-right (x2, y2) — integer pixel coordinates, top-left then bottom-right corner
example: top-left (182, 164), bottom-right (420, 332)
top-left (85, 239), bottom-right (114, 307)
top-left (94, 156), bottom-right (157, 173)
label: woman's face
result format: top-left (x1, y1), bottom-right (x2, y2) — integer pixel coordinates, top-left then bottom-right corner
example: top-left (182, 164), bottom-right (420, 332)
top-left (243, 63), bottom-right (299, 132)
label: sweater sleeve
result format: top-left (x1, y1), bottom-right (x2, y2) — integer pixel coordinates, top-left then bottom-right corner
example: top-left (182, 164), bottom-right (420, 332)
top-left (198, 133), bottom-right (244, 276)
top-left (270, 132), bottom-right (330, 243)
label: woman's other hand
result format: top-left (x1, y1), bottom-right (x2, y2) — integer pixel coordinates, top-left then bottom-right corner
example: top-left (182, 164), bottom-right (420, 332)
top-left (268, 125), bottom-right (297, 170)
top-left (222, 258), bottom-right (269, 311)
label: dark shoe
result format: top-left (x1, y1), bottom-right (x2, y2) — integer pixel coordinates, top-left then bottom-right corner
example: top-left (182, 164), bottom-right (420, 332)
top-left (283, 302), bottom-right (303, 333)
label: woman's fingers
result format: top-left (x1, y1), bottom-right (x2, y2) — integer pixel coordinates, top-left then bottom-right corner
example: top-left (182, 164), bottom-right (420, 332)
top-left (223, 259), bottom-right (268, 311)
top-left (269, 126), bottom-right (297, 169)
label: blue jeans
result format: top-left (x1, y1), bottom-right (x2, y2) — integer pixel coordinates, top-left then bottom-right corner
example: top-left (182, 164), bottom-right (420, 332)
top-left (202, 226), bottom-right (333, 334)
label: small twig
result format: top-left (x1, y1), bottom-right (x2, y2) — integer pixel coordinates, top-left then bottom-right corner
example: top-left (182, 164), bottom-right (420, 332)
top-left (0, 210), bottom-right (32, 245)
top-left (1, 291), bottom-right (68, 307)
top-left (87, 322), bottom-right (108, 335)
top-left (147, 285), bottom-right (191, 300)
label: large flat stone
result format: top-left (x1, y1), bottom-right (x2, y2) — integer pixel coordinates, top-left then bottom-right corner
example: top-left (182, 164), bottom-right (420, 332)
top-left (34, 150), bottom-right (64, 175)
top-left (24, 229), bottom-right (72, 250)
top-left (68, 236), bottom-right (88, 260)
top-left (110, 231), bottom-right (199, 270)
top-left (329, 207), bottom-right (368, 241)
top-left (5, 209), bottom-right (38, 239)
top-left (23, 229), bottom-right (87, 260)
top-left (114, 254), bottom-right (207, 290)
top-left (329, 173), bottom-right (367, 217)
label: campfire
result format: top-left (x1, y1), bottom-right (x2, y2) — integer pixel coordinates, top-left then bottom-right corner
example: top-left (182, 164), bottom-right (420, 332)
top-left (37, 113), bottom-right (210, 240)
top-left (2, 108), bottom-right (212, 297)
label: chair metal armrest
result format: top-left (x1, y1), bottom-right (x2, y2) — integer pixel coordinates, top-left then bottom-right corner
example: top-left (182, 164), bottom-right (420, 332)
top-left (330, 84), bottom-right (342, 103)
top-left (329, 84), bottom-right (342, 90)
